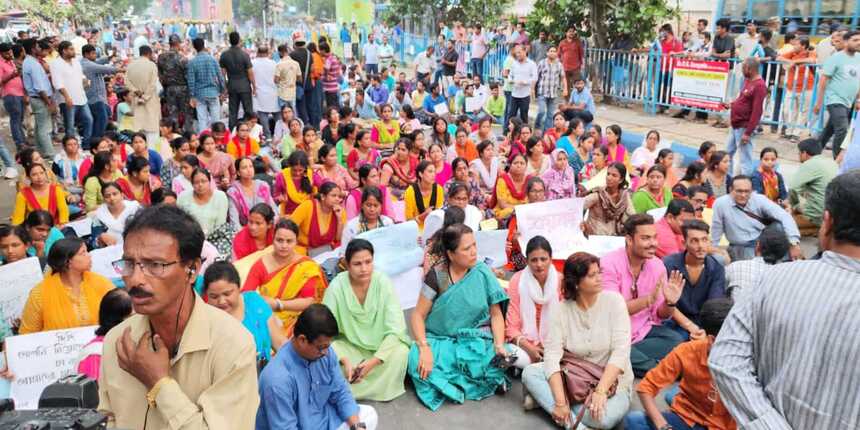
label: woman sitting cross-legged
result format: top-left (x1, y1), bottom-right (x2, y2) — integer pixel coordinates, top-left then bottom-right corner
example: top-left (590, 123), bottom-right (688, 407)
top-left (203, 261), bottom-right (287, 366)
top-left (322, 239), bottom-right (411, 401)
top-left (505, 236), bottom-right (562, 370)
top-left (242, 219), bottom-right (328, 337)
top-left (522, 252), bottom-right (633, 429)
top-left (407, 224), bottom-right (511, 411)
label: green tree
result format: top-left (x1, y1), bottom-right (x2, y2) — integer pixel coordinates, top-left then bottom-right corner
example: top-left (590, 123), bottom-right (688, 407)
top-left (384, 0), bottom-right (512, 29)
top-left (525, 0), bottom-right (679, 49)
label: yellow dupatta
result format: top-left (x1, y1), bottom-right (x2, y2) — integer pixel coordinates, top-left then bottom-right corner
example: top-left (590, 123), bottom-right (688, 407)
top-left (374, 119), bottom-right (401, 147)
top-left (257, 256), bottom-right (328, 336)
top-left (21, 272), bottom-right (114, 333)
top-left (280, 167), bottom-right (315, 215)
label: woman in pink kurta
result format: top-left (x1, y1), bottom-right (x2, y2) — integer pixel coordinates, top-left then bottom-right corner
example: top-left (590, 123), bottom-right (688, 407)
top-left (504, 236), bottom-right (562, 370)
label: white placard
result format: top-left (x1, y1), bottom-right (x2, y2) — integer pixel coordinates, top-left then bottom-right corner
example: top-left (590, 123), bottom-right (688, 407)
top-left (647, 207), bottom-right (668, 221)
top-left (515, 198), bottom-right (587, 258)
top-left (433, 102), bottom-right (449, 115)
top-left (5, 326), bottom-right (97, 409)
top-left (581, 236), bottom-right (626, 258)
top-left (356, 221), bottom-right (423, 277)
top-left (391, 266), bottom-right (423, 310)
top-left (465, 96), bottom-right (482, 113)
top-left (65, 218), bottom-right (92, 238)
top-left (476, 229), bottom-right (509, 268)
top-left (0, 257), bottom-right (43, 328)
top-left (88, 245), bottom-right (123, 279)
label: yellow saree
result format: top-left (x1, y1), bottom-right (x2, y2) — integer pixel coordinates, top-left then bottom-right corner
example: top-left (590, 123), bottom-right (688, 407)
top-left (256, 257), bottom-right (328, 336)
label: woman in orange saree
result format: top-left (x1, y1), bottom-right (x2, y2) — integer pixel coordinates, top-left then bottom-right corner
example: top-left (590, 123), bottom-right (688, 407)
top-left (241, 219), bottom-right (328, 336)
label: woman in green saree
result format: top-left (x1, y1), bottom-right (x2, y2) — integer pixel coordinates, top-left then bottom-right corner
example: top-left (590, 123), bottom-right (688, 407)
top-left (407, 223), bottom-right (511, 411)
top-left (322, 238), bottom-right (411, 401)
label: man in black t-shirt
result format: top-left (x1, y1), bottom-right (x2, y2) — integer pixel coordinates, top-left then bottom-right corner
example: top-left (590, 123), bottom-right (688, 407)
top-left (440, 39), bottom-right (458, 95)
top-left (218, 31), bottom-right (255, 130)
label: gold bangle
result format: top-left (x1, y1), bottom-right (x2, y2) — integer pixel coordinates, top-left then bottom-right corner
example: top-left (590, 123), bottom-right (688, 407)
top-left (146, 377), bottom-right (173, 408)
top-left (593, 387), bottom-right (608, 396)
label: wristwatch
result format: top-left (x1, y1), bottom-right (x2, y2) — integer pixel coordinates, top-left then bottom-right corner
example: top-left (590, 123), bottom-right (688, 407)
top-left (658, 425), bottom-right (674, 430)
top-left (350, 422), bottom-right (367, 430)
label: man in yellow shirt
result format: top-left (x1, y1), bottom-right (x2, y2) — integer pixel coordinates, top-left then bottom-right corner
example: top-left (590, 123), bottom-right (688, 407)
top-left (98, 205), bottom-right (259, 429)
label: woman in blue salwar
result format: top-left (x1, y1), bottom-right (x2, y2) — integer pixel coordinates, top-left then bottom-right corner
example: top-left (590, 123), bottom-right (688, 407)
top-left (407, 223), bottom-right (511, 411)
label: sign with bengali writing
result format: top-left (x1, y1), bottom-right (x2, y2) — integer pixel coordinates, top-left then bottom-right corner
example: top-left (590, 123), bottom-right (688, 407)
top-left (670, 58), bottom-right (730, 110)
top-left (5, 326), bottom-right (97, 409)
top-left (515, 198), bottom-right (587, 258)
top-left (0, 257), bottom-right (43, 329)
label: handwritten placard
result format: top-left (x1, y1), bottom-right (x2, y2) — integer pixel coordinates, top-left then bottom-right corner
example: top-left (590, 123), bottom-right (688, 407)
top-left (581, 235), bottom-right (626, 258)
top-left (433, 102), bottom-right (449, 115)
top-left (515, 198), bottom-right (587, 258)
top-left (0, 257), bottom-right (43, 328)
top-left (5, 326), bottom-right (97, 409)
top-left (356, 221), bottom-right (423, 276)
top-left (476, 229), bottom-right (509, 268)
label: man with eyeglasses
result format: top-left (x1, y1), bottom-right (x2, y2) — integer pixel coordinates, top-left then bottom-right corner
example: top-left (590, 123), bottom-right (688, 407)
top-left (710, 175), bottom-right (802, 262)
top-left (97, 204), bottom-right (259, 429)
top-left (256, 304), bottom-right (377, 430)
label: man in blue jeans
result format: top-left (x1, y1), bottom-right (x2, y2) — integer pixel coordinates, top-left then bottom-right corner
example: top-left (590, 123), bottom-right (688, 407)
top-left (22, 38), bottom-right (57, 158)
top-left (50, 41), bottom-right (93, 142)
top-left (623, 298), bottom-right (736, 430)
top-left (81, 44), bottom-right (119, 141)
top-left (0, 43), bottom-right (26, 150)
top-left (187, 37), bottom-right (225, 133)
top-left (725, 58), bottom-right (766, 176)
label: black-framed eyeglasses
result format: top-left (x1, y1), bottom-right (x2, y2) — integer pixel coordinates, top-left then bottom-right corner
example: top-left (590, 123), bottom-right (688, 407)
top-left (112, 259), bottom-right (180, 278)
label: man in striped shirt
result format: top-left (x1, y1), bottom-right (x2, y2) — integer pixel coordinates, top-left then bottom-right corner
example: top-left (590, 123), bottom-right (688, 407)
top-left (710, 170), bottom-right (860, 429)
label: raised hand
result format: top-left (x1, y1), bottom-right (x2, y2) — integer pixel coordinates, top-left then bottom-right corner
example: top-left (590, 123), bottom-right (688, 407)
top-left (662, 270), bottom-right (685, 304)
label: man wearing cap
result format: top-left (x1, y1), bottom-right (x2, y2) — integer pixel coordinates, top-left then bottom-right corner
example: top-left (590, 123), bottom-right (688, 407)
top-left (289, 31), bottom-right (312, 125)
top-left (158, 35), bottom-right (193, 133)
top-left (220, 31), bottom-right (256, 130)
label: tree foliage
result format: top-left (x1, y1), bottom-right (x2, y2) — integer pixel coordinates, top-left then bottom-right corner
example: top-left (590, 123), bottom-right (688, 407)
top-left (11, 0), bottom-right (150, 26)
top-left (384, 0), bottom-right (513, 29)
top-left (525, 0), bottom-right (679, 49)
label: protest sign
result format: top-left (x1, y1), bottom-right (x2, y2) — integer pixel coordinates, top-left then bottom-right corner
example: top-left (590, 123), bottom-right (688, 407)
top-left (356, 221), bottom-right (423, 276)
top-left (391, 267), bottom-right (423, 310)
top-left (5, 326), bottom-right (97, 409)
top-left (88, 245), bottom-right (123, 280)
top-left (433, 103), bottom-right (449, 116)
top-left (64, 218), bottom-right (92, 238)
top-left (515, 198), bottom-right (587, 258)
top-left (465, 97), bottom-right (482, 113)
top-left (670, 58), bottom-right (730, 110)
top-left (581, 236), bottom-right (626, 257)
top-left (0, 257), bottom-right (43, 329)
top-left (476, 229), bottom-right (509, 268)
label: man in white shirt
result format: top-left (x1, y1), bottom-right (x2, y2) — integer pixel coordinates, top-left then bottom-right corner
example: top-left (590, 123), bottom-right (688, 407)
top-left (378, 35), bottom-right (394, 68)
top-left (363, 38), bottom-right (379, 76)
top-left (508, 45), bottom-right (537, 125)
top-left (252, 45), bottom-right (279, 142)
top-left (51, 40), bottom-right (93, 142)
top-left (413, 46), bottom-right (435, 85)
top-left (71, 29), bottom-right (88, 56)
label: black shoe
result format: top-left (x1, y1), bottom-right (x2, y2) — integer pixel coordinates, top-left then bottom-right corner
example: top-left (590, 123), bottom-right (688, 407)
top-left (672, 112), bottom-right (687, 119)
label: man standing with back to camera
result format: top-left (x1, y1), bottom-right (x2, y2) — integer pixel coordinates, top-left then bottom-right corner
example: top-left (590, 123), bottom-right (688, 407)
top-left (98, 205), bottom-right (259, 429)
